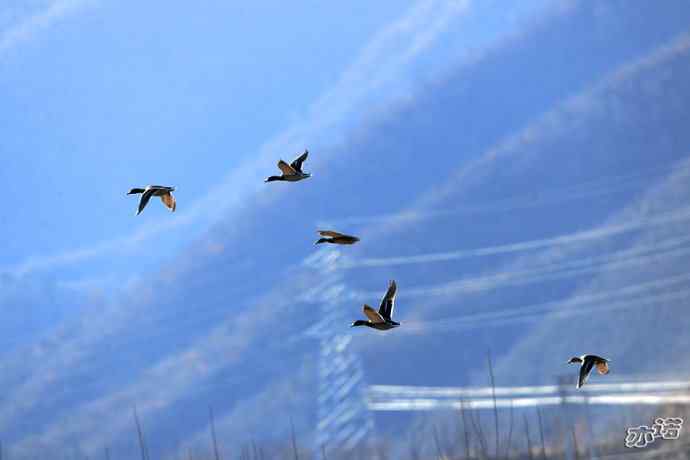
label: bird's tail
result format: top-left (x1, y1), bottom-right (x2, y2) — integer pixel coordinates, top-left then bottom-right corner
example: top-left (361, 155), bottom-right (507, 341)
top-left (128, 188), bottom-right (145, 195)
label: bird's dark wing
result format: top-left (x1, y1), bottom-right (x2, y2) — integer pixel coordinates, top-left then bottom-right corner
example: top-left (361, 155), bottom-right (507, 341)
top-left (137, 189), bottom-right (155, 215)
top-left (379, 280), bottom-right (397, 320)
top-left (290, 150), bottom-right (308, 173)
top-left (363, 305), bottom-right (385, 324)
top-left (278, 160), bottom-right (296, 176)
top-left (578, 359), bottom-right (595, 388)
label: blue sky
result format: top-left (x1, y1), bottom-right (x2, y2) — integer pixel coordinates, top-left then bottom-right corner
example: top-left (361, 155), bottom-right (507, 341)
top-left (0, 0), bottom-right (560, 286)
top-left (1, 0), bottom-right (420, 278)
top-left (4, 1), bottom-right (690, 458)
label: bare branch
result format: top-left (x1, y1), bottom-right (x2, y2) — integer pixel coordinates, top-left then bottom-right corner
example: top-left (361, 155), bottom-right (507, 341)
top-left (132, 405), bottom-right (150, 460)
top-left (209, 406), bottom-right (222, 460)
top-left (290, 418), bottom-right (300, 460)
top-left (504, 400), bottom-right (515, 459)
top-left (487, 350), bottom-right (499, 459)
top-left (432, 425), bottom-right (445, 460)
top-left (536, 408), bottom-right (547, 460)
top-left (523, 415), bottom-right (533, 460)
top-left (459, 399), bottom-right (471, 459)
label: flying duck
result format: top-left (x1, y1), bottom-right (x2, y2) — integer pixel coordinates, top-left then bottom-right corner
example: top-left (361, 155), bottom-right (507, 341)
top-left (127, 185), bottom-right (176, 215)
top-left (315, 230), bottom-right (360, 245)
top-left (567, 354), bottom-right (611, 388)
top-left (265, 150), bottom-right (311, 182)
top-left (351, 280), bottom-right (400, 331)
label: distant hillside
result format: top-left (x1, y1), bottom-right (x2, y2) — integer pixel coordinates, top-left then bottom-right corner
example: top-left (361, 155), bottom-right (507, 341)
top-left (4, 2), bottom-right (690, 459)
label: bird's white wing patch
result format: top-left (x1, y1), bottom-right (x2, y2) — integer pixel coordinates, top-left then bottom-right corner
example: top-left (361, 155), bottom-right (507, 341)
top-left (578, 359), bottom-right (595, 388)
top-left (137, 189), bottom-right (154, 215)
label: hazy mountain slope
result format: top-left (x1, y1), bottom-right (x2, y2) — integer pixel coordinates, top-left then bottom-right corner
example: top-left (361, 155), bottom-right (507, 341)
top-left (4, 2), bottom-right (690, 458)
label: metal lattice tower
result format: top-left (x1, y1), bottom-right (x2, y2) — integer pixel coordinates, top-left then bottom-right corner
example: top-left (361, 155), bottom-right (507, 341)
top-left (303, 250), bottom-right (375, 456)
top-left (316, 330), bottom-right (374, 454)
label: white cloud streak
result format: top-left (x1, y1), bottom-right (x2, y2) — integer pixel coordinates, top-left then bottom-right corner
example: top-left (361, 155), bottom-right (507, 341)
top-left (368, 380), bottom-right (690, 399)
top-left (402, 278), bottom-right (690, 334)
top-left (340, 205), bottom-right (690, 269)
top-left (358, 30), bottom-right (690, 241)
top-left (0, 0), bottom-right (94, 55)
top-left (318, 162), bottom-right (682, 228)
top-left (346, 232), bottom-right (690, 304)
top-left (368, 394), bottom-right (690, 411)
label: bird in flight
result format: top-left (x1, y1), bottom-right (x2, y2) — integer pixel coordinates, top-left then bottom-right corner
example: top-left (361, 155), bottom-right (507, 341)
top-left (127, 185), bottom-right (176, 215)
top-left (567, 354), bottom-right (611, 388)
top-left (315, 230), bottom-right (360, 245)
top-left (265, 149), bottom-right (311, 182)
top-left (351, 280), bottom-right (400, 331)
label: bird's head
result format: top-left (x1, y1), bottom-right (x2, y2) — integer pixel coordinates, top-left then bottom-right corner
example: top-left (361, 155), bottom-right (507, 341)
top-left (568, 356), bottom-right (583, 364)
top-left (351, 320), bottom-right (367, 328)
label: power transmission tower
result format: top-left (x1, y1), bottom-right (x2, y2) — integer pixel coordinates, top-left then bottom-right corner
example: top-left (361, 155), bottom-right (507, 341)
top-left (304, 251), bottom-right (375, 457)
